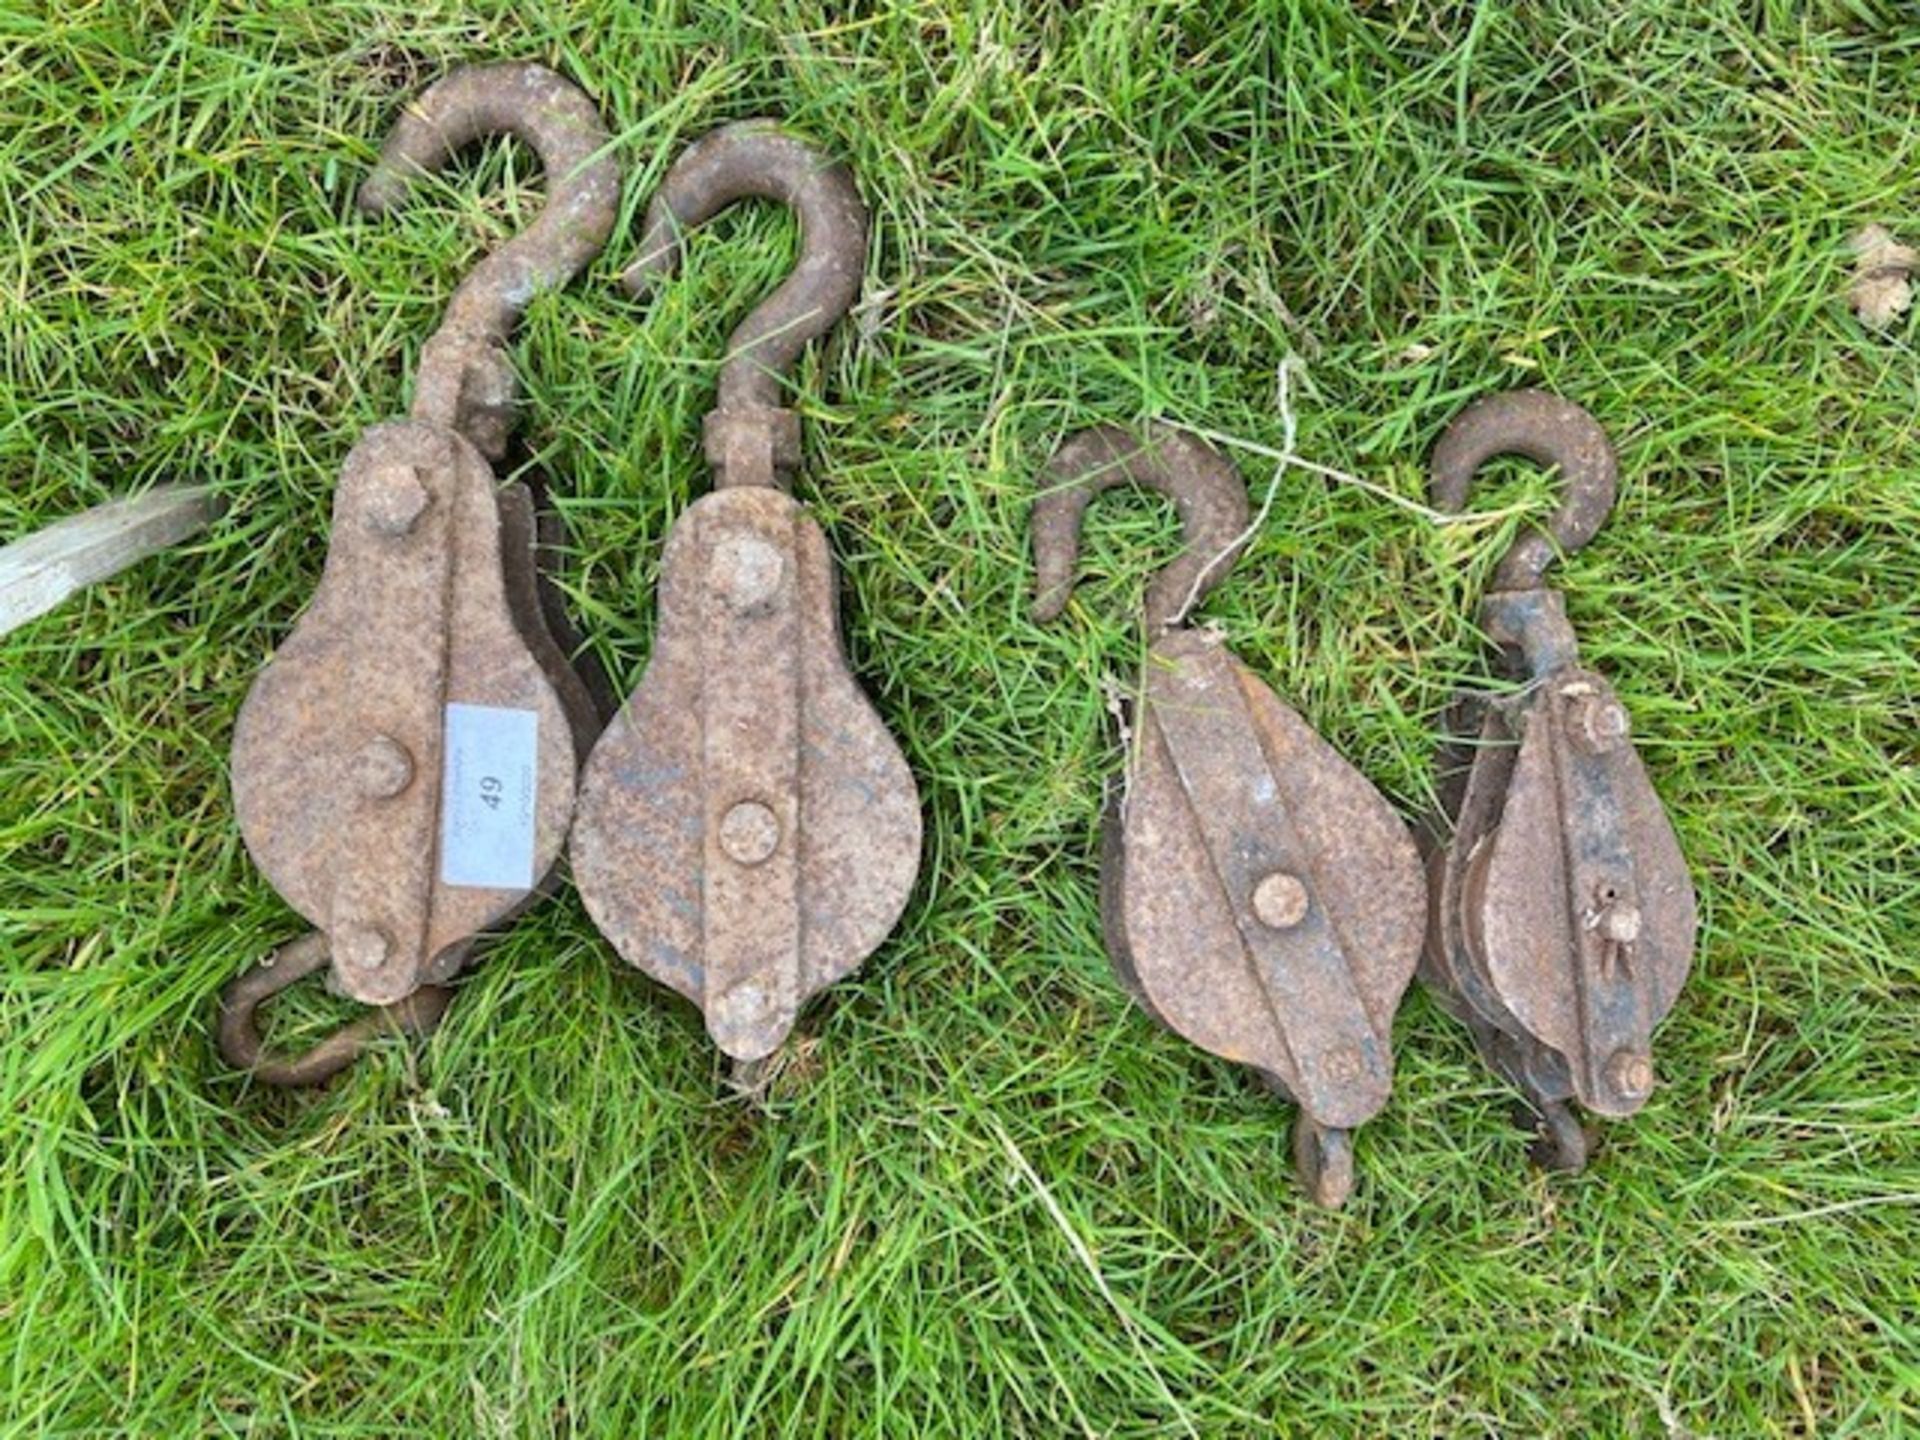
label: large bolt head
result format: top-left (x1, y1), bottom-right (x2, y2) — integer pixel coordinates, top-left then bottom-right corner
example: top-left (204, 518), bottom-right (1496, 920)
top-left (1252, 871), bottom-right (1310, 930)
top-left (362, 463), bottom-right (430, 537)
top-left (708, 534), bottom-right (786, 614)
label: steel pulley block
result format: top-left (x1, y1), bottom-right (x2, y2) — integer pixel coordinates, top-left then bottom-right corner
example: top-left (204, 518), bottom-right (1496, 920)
top-left (1032, 425), bottom-right (1426, 1207)
top-left (1422, 390), bottom-right (1697, 1171)
top-left (218, 62), bottom-right (620, 1084)
top-left (571, 123), bottom-right (921, 1067)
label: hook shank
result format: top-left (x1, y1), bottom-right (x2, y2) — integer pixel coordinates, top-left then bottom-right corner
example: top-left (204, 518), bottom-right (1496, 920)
top-left (624, 121), bottom-right (868, 431)
top-left (1031, 425), bottom-right (1251, 632)
top-left (217, 932), bottom-right (453, 1087)
top-left (358, 62), bottom-right (620, 458)
top-left (1429, 389), bottom-right (1618, 591)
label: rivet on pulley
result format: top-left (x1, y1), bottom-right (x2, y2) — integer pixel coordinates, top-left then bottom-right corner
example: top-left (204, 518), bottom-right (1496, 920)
top-left (335, 922), bottom-right (393, 973)
top-left (719, 800), bottom-right (781, 866)
top-left (1569, 690), bottom-right (1631, 755)
top-left (352, 734), bottom-right (416, 800)
top-left (1252, 872), bottom-right (1311, 930)
top-left (1607, 1050), bottom-right (1655, 1099)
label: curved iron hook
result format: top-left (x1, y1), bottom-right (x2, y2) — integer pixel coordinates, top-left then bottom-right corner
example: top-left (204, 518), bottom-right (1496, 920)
top-left (1031, 424), bottom-right (1251, 633)
top-left (358, 62), bottom-right (621, 461)
top-left (1429, 389), bottom-right (1618, 592)
top-left (622, 121), bottom-right (867, 489)
top-left (217, 932), bottom-right (454, 1088)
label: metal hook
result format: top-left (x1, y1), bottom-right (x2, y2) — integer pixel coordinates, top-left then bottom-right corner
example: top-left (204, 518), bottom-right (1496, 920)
top-left (622, 121), bottom-right (868, 491)
top-left (217, 932), bottom-right (454, 1088)
top-left (1429, 389), bottom-right (1618, 592)
top-left (358, 62), bottom-right (620, 462)
top-left (1030, 424), bottom-right (1251, 633)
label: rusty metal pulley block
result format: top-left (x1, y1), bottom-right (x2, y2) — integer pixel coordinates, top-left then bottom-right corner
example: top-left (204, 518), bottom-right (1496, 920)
top-left (1032, 426), bottom-right (1426, 1207)
top-left (219, 63), bottom-right (620, 1084)
top-left (1421, 390), bottom-right (1697, 1171)
top-left (570, 123), bottom-right (922, 1068)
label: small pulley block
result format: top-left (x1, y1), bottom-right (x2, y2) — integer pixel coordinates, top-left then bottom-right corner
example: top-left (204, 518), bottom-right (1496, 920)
top-left (1032, 425), bottom-right (1426, 1207)
top-left (219, 63), bottom-right (620, 1084)
top-left (1421, 390), bottom-right (1698, 1171)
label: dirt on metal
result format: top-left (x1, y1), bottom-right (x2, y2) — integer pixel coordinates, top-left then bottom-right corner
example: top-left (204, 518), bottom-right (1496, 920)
top-left (1421, 389), bottom-right (1697, 1172)
top-left (1032, 425), bottom-right (1426, 1208)
top-left (570, 123), bottom-right (921, 1068)
top-left (219, 62), bottom-right (619, 1084)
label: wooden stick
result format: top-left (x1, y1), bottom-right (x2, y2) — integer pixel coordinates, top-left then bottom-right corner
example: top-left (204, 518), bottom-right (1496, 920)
top-left (0, 486), bottom-right (217, 638)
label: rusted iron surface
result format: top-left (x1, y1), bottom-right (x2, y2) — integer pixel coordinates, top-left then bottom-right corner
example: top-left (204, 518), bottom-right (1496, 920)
top-left (216, 932), bottom-right (454, 1087)
top-left (359, 61), bottom-right (622, 464)
top-left (1422, 390), bottom-right (1697, 1171)
top-left (1033, 425), bottom-right (1426, 1207)
top-left (571, 123), bottom-right (920, 1066)
top-left (220, 63), bottom-right (619, 1085)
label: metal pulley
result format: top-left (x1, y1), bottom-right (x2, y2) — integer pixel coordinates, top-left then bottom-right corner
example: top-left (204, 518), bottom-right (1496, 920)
top-left (1032, 425), bottom-right (1426, 1207)
top-left (570, 123), bottom-right (922, 1068)
top-left (219, 63), bottom-right (620, 1084)
top-left (1421, 390), bottom-right (1697, 1171)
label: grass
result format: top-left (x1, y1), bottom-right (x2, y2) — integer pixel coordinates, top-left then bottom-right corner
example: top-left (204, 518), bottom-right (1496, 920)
top-left (3, 0), bottom-right (1918, 1434)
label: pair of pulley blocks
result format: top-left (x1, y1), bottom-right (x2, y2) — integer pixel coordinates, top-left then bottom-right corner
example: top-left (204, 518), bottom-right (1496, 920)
top-left (220, 64), bottom-right (1696, 1207)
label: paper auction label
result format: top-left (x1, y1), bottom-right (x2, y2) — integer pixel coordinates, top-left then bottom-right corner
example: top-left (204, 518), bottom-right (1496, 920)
top-left (438, 703), bottom-right (537, 890)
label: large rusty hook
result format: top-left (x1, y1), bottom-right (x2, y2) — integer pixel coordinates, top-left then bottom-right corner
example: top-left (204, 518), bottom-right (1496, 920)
top-left (1031, 424), bottom-right (1251, 633)
top-left (217, 932), bottom-right (454, 1088)
top-left (358, 61), bottom-right (620, 462)
top-left (1430, 389), bottom-right (1618, 593)
top-left (622, 121), bottom-right (868, 491)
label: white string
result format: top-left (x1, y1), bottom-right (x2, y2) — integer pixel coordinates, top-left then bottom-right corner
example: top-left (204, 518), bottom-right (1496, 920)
top-left (1167, 356), bottom-right (1305, 628)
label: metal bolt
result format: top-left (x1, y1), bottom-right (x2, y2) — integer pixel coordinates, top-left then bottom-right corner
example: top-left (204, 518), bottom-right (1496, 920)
top-left (1251, 871), bottom-right (1310, 930)
top-left (1605, 1049), bottom-right (1654, 1099)
top-left (718, 800), bottom-right (780, 866)
top-left (1600, 901), bottom-right (1643, 945)
top-left (709, 533), bottom-right (785, 614)
top-left (711, 981), bottom-right (772, 1029)
top-left (1570, 694), bottom-right (1631, 755)
top-left (353, 734), bottom-right (414, 800)
top-left (362, 463), bottom-right (430, 537)
top-left (335, 923), bottom-right (392, 972)
top-left (1320, 1042), bottom-right (1365, 1085)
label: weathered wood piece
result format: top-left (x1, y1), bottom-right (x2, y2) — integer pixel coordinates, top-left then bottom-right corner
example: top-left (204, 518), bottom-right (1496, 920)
top-left (0, 486), bottom-right (216, 638)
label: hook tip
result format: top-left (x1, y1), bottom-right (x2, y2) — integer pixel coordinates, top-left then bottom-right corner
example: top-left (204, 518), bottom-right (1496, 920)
top-left (355, 165), bottom-right (409, 217)
top-left (618, 259), bottom-right (661, 300)
top-left (620, 225), bottom-right (682, 299)
top-left (1430, 388), bottom-right (1620, 589)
